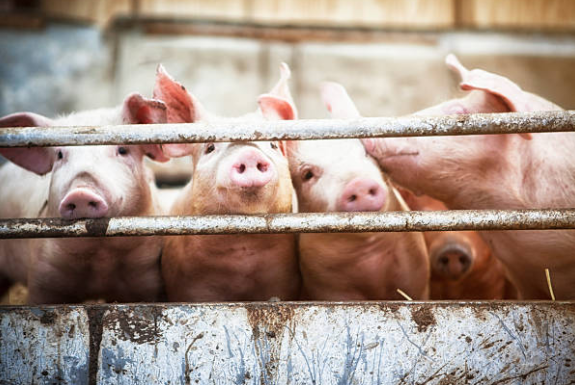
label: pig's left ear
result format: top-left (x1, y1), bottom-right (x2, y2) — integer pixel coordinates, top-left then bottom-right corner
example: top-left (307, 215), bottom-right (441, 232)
top-left (258, 95), bottom-right (296, 120)
top-left (122, 93), bottom-right (171, 162)
top-left (258, 62), bottom-right (298, 121)
top-left (446, 54), bottom-right (560, 140)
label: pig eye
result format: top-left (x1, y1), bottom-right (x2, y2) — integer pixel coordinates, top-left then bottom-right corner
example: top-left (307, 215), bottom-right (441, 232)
top-left (118, 147), bottom-right (129, 156)
top-left (205, 143), bottom-right (215, 154)
top-left (270, 142), bottom-right (278, 150)
top-left (302, 169), bottom-right (314, 182)
top-left (57, 150), bottom-right (63, 160)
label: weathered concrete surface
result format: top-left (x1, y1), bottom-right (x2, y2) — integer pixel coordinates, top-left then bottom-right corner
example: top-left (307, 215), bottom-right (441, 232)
top-left (0, 307), bottom-right (89, 385)
top-left (1, 303), bottom-right (574, 384)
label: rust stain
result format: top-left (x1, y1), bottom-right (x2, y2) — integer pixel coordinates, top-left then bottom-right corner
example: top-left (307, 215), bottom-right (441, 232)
top-left (104, 306), bottom-right (162, 344)
top-left (244, 303), bottom-right (296, 384)
top-left (85, 218), bottom-right (110, 236)
top-left (411, 306), bottom-right (436, 333)
top-left (39, 311), bottom-right (56, 325)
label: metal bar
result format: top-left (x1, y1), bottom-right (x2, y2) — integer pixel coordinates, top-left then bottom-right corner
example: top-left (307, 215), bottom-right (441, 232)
top-left (1, 209), bottom-right (575, 239)
top-left (0, 111), bottom-right (574, 147)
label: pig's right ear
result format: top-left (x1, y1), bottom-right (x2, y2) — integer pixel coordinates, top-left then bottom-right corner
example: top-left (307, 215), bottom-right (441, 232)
top-left (0, 112), bottom-right (55, 175)
top-left (153, 64), bottom-right (208, 123)
top-left (320, 82), bottom-right (361, 119)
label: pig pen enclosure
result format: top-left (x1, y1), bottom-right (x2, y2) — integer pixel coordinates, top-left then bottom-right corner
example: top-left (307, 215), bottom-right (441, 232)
top-left (1, 1), bottom-right (575, 384)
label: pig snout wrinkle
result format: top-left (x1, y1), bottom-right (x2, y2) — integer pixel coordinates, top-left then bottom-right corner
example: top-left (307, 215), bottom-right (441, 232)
top-left (433, 244), bottom-right (473, 280)
top-left (229, 149), bottom-right (274, 188)
top-left (338, 178), bottom-right (386, 212)
top-left (58, 188), bottom-right (109, 219)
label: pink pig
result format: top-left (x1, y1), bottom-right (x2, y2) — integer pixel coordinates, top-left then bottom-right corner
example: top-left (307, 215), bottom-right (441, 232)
top-left (157, 64), bottom-right (301, 301)
top-left (286, 82), bottom-right (429, 300)
top-left (364, 54), bottom-right (573, 299)
top-left (0, 93), bottom-right (170, 304)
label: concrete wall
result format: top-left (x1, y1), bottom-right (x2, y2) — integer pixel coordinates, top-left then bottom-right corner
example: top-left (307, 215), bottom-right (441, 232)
top-left (1, 23), bottom-right (575, 121)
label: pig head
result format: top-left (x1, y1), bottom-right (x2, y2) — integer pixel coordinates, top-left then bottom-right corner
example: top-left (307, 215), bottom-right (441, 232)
top-left (287, 82), bottom-right (429, 300)
top-left (364, 55), bottom-right (575, 299)
top-left (156, 64), bottom-right (301, 301)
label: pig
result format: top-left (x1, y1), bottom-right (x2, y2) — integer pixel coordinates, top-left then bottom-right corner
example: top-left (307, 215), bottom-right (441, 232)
top-left (0, 93), bottom-right (171, 304)
top-left (156, 64), bottom-right (301, 301)
top-left (286, 82), bottom-right (429, 300)
top-left (363, 54), bottom-right (574, 299)
top-left (399, 191), bottom-right (516, 299)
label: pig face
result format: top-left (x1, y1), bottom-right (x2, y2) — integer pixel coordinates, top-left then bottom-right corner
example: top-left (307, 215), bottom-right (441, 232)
top-left (155, 63), bottom-right (297, 215)
top-left (186, 138), bottom-right (293, 214)
top-left (0, 94), bottom-right (169, 219)
top-left (288, 139), bottom-right (388, 213)
top-left (288, 81), bottom-right (388, 213)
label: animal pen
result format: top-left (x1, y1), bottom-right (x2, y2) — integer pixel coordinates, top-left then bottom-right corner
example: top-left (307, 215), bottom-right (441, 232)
top-left (1, 1), bottom-right (575, 384)
top-left (1, 111), bottom-right (575, 384)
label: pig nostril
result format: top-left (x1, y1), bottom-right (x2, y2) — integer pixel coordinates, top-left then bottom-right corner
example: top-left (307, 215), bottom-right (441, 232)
top-left (368, 188), bottom-right (377, 196)
top-left (67, 203), bottom-right (76, 211)
top-left (89, 201), bottom-right (98, 208)
top-left (439, 256), bottom-right (449, 266)
top-left (349, 194), bottom-right (357, 202)
top-left (459, 255), bottom-right (468, 265)
top-left (238, 164), bottom-right (246, 174)
top-left (257, 163), bottom-right (268, 172)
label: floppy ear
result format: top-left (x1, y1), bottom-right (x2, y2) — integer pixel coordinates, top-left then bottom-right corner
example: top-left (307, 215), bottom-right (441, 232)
top-left (121, 93), bottom-right (171, 162)
top-left (320, 81), bottom-right (361, 119)
top-left (0, 112), bottom-right (55, 175)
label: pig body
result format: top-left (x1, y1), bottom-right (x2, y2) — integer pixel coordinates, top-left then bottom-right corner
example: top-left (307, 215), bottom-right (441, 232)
top-left (287, 83), bottom-right (429, 301)
top-left (0, 94), bottom-right (170, 303)
top-left (364, 55), bottom-right (574, 299)
top-left (158, 64), bottom-right (301, 301)
top-left (401, 193), bottom-right (516, 299)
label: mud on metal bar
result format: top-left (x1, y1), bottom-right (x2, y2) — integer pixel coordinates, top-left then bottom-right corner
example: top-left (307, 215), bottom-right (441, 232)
top-left (0, 111), bottom-right (574, 147)
top-left (1, 209), bottom-right (575, 239)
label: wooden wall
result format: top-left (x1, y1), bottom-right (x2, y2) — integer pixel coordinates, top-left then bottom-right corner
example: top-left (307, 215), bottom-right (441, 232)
top-left (11, 0), bottom-right (575, 31)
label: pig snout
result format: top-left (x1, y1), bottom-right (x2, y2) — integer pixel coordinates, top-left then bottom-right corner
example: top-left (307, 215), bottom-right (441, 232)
top-left (337, 178), bottom-right (386, 212)
top-left (432, 244), bottom-right (473, 280)
top-left (229, 149), bottom-right (274, 188)
top-left (58, 188), bottom-right (109, 219)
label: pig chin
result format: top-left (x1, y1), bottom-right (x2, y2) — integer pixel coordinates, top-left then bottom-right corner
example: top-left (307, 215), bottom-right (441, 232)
top-left (215, 183), bottom-right (279, 214)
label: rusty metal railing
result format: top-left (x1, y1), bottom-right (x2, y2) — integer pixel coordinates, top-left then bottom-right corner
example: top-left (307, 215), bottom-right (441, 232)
top-left (1, 110), bottom-right (574, 238)
top-left (1, 209), bottom-right (575, 239)
top-left (0, 111), bottom-right (574, 147)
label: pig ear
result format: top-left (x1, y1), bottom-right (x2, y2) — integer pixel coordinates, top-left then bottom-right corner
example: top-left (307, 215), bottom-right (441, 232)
top-left (446, 54), bottom-right (561, 140)
top-left (320, 81), bottom-right (361, 119)
top-left (153, 64), bottom-right (208, 123)
top-left (0, 112), bottom-right (55, 175)
top-left (258, 62), bottom-right (298, 121)
top-left (258, 95), bottom-right (296, 120)
top-left (122, 93), bottom-right (172, 161)
top-left (122, 93), bottom-right (168, 124)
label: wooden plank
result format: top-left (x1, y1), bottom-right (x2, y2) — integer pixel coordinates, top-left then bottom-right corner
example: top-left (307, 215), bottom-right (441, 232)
top-left (249, 0), bottom-right (455, 29)
top-left (138, 0), bottom-right (250, 21)
top-left (39, 0), bottom-right (132, 27)
top-left (459, 0), bottom-right (575, 31)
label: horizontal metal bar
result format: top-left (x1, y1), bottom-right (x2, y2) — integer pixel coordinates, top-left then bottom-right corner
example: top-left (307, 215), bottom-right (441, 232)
top-left (0, 111), bottom-right (574, 147)
top-left (1, 209), bottom-right (574, 239)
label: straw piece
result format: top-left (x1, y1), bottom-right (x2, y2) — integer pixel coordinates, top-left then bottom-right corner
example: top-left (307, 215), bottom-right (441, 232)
top-left (545, 268), bottom-right (556, 301)
top-left (397, 288), bottom-right (413, 301)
